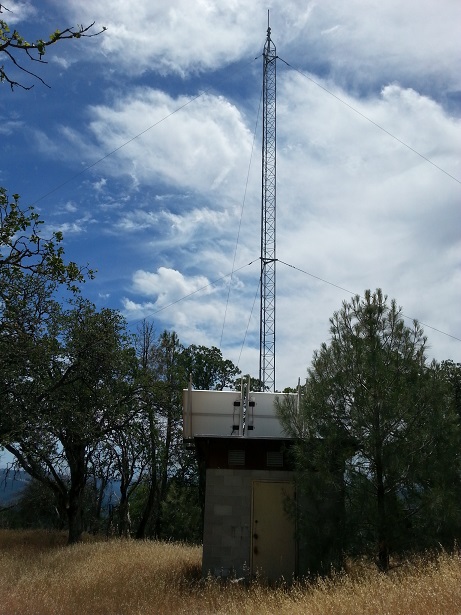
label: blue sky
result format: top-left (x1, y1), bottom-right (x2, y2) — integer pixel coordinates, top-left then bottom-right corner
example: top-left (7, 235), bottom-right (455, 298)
top-left (1, 0), bottom-right (460, 390)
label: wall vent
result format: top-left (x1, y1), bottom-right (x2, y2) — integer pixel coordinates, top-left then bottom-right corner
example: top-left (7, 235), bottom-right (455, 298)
top-left (228, 450), bottom-right (245, 466)
top-left (267, 451), bottom-right (284, 467)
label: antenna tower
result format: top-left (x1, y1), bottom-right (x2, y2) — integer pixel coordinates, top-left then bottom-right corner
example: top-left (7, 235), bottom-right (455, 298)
top-left (259, 15), bottom-right (277, 392)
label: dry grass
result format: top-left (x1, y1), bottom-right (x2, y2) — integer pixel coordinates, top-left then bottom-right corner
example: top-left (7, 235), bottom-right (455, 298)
top-left (0, 530), bottom-right (460, 615)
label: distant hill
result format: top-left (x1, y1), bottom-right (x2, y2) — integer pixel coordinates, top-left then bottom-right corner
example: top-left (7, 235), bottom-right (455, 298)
top-left (0, 468), bottom-right (121, 508)
top-left (0, 469), bottom-right (29, 505)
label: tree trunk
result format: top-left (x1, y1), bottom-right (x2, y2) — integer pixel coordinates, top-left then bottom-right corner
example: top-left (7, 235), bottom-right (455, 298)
top-left (376, 447), bottom-right (389, 571)
top-left (92, 475), bottom-right (109, 534)
top-left (118, 471), bottom-right (131, 538)
top-left (65, 442), bottom-right (87, 545)
top-left (372, 358), bottom-right (389, 572)
top-left (135, 406), bottom-right (158, 540)
top-left (155, 408), bottom-right (173, 538)
top-left (118, 495), bottom-right (131, 538)
top-left (135, 477), bottom-right (157, 539)
top-left (67, 497), bottom-right (84, 544)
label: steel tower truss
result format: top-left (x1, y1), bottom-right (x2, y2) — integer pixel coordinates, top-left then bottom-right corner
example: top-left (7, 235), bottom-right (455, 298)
top-left (259, 25), bottom-right (277, 392)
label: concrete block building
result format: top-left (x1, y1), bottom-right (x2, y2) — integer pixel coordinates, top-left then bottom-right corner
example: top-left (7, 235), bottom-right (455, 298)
top-left (183, 386), bottom-right (299, 581)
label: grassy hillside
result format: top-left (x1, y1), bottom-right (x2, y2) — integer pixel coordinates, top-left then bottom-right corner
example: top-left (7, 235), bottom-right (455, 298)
top-left (0, 530), bottom-right (460, 614)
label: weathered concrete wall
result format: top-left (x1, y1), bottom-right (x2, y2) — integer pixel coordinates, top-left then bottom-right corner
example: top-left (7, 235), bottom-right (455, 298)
top-left (202, 468), bottom-right (294, 578)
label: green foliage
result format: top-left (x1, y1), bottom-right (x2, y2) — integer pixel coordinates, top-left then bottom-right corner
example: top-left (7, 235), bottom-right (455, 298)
top-left (1, 475), bottom-right (110, 534)
top-left (236, 373), bottom-right (268, 392)
top-left (1, 16), bottom-right (105, 90)
top-left (2, 300), bottom-right (139, 543)
top-left (440, 360), bottom-right (461, 420)
top-left (160, 481), bottom-right (202, 543)
top-left (132, 329), bottom-right (192, 539)
top-left (112, 328), bottom-right (244, 541)
top-left (181, 344), bottom-right (240, 390)
top-left (0, 187), bottom-right (95, 450)
top-left (0, 477), bottom-right (62, 530)
top-left (279, 289), bottom-right (461, 570)
top-left (0, 187), bottom-right (93, 288)
top-left (0, 186), bottom-right (248, 546)
top-left (129, 479), bottom-right (202, 544)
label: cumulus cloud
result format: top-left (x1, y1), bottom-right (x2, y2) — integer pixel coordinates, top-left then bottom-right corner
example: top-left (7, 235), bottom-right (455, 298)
top-left (41, 88), bottom-right (253, 205)
top-left (131, 267), bottom-right (214, 303)
top-left (57, 0), bottom-right (313, 76)
top-left (299, 0), bottom-right (461, 95)
top-left (50, 56), bottom-right (73, 70)
top-left (3, 1), bottom-right (460, 389)
top-left (120, 76), bottom-right (461, 386)
top-left (38, 67), bottom-right (461, 385)
top-left (113, 210), bottom-right (161, 233)
top-left (52, 215), bottom-right (96, 235)
top-left (57, 202), bottom-right (77, 214)
top-left (56, 0), bottom-right (460, 103)
top-left (2, 1), bottom-right (37, 24)
top-left (271, 77), bottom-right (461, 383)
top-left (92, 177), bottom-right (107, 192)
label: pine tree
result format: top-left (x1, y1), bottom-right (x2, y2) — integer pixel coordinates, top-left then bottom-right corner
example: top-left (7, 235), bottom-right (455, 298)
top-left (279, 289), bottom-right (461, 570)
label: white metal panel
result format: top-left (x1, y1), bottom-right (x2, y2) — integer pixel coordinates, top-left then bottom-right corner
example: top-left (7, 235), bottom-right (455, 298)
top-left (183, 389), bottom-right (297, 439)
top-left (183, 389), bottom-right (243, 439)
top-left (246, 392), bottom-right (288, 438)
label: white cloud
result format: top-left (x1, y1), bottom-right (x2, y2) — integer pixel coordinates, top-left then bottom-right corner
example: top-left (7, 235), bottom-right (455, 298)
top-left (4, 1), bottom-right (460, 391)
top-left (54, 218), bottom-right (93, 235)
top-left (131, 267), bottom-right (214, 303)
top-left (2, 1), bottom-right (37, 24)
top-left (299, 0), bottom-right (461, 94)
top-left (113, 209), bottom-right (161, 233)
top-left (58, 0), bottom-right (313, 76)
top-left (49, 88), bottom-right (253, 204)
top-left (56, 0), bottom-right (460, 99)
top-left (117, 76), bottom-right (461, 387)
top-left (50, 56), bottom-right (73, 70)
top-left (161, 207), bottom-right (231, 240)
top-left (46, 211), bottom-right (97, 235)
top-left (59, 202), bottom-right (77, 214)
top-left (271, 77), bottom-right (461, 384)
top-left (92, 177), bottom-right (107, 192)
top-left (123, 265), bottom-right (259, 353)
top-left (0, 119), bottom-right (24, 136)
top-left (52, 65), bottom-right (460, 388)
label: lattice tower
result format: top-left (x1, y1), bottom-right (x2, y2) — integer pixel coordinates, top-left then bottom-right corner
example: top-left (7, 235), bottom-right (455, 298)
top-left (259, 23), bottom-right (277, 391)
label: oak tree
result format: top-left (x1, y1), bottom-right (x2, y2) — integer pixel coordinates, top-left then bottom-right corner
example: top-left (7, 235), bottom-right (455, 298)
top-left (3, 300), bottom-right (139, 543)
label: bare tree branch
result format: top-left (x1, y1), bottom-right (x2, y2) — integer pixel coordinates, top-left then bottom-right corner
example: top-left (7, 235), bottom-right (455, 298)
top-left (1, 12), bottom-right (106, 90)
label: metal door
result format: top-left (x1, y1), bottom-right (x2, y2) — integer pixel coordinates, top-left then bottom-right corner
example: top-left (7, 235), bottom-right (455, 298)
top-left (251, 480), bottom-right (296, 581)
